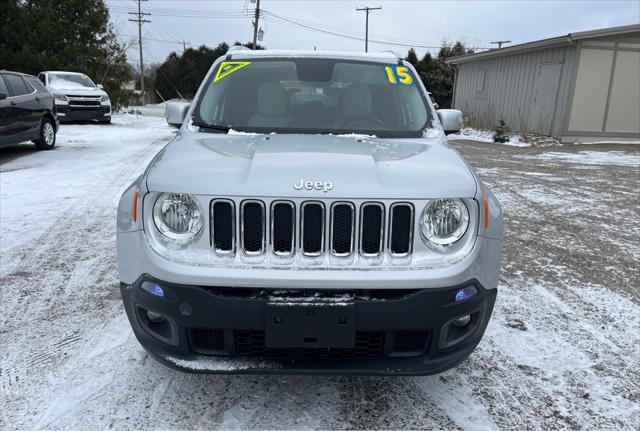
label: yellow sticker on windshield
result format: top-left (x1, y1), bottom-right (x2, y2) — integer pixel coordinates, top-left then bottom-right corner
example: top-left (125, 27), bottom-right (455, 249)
top-left (384, 65), bottom-right (413, 85)
top-left (214, 61), bottom-right (251, 82)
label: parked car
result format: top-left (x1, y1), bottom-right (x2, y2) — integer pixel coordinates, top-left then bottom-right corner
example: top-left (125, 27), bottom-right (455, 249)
top-left (117, 49), bottom-right (503, 375)
top-left (38, 71), bottom-right (111, 123)
top-left (0, 70), bottom-right (58, 150)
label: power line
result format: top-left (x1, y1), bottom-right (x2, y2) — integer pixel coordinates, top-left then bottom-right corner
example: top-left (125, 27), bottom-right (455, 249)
top-left (378, 2), bottom-right (494, 41)
top-left (356, 6), bottom-right (382, 53)
top-left (112, 2), bottom-right (490, 59)
top-left (263, 9), bottom-right (443, 46)
top-left (121, 33), bottom-right (182, 45)
top-left (261, 10), bottom-right (491, 51)
top-left (128, 0), bottom-right (150, 105)
top-left (111, 7), bottom-right (250, 19)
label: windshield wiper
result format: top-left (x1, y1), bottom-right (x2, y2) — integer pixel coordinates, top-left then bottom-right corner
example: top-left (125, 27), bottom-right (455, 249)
top-left (192, 121), bottom-right (232, 133)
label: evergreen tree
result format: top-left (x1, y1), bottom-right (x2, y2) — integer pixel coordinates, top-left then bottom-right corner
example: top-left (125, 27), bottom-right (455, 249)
top-left (405, 48), bottom-right (418, 67)
top-left (0, 0), bottom-right (131, 107)
top-left (407, 41), bottom-right (473, 109)
top-left (493, 119), bottom-right (509, 143)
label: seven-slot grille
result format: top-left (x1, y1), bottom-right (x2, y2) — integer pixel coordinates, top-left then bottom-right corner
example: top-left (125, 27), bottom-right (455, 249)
top-left (210, 200), bottom-right (414, 258)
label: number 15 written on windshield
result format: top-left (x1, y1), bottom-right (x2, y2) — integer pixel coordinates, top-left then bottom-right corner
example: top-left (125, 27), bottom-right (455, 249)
top-left (384, 66), bottom-right (414, 85)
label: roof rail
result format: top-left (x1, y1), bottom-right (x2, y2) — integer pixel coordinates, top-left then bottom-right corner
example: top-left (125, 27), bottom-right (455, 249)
top-left (227, 45), bottom-right (252, 53)
top-left (382, 50), bottom-right (402, 59)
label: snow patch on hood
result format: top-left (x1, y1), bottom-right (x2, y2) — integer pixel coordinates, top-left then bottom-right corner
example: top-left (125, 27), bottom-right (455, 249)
top-left (228, 129), bottom-right (261, 136)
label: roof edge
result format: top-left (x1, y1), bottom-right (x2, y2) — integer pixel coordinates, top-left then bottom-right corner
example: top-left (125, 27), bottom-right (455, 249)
top-left (228, 49), bottom-right (400, 62)
top-left (446, 23), bottom-right (640, 65)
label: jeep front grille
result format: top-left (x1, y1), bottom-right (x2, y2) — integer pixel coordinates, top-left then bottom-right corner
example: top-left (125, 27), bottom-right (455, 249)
top-left (301, 202), bottom-right (325, 256)
top-left (330, 202), bottom-right (355, 256)
top-left (209, 199), bottom-right (414, 259)
top-left (360, 203), bottom-right (384, 256)
top-left (389, 203), bottom-right (414, 256)
top-left (211, 200), bottom-right (235, 254)
top-left (271, 201), bottom-right (295, 255)
top-left (240, 200), bottom-right (265, 254)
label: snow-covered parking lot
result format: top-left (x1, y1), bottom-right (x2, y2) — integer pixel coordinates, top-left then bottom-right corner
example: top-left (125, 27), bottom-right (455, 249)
top-left (1, 115), bottom-right (639, 429)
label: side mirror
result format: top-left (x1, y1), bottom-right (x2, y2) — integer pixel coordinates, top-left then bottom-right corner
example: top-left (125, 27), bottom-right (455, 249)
top-left (0, 93), bottom-right (7, 100)
top-left (437, 109), bottom-right (463, 135)
top-left (97, 84), bottom-right (104, 89)
top-left (165, 100), bottom-right (191, 128)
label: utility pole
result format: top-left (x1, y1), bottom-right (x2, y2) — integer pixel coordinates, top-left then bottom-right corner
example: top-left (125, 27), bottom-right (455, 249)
top-left (129, 0), bottom-right (150, 105)
top-left (182, 41), bottom-right (187, 52)
top-left (252, 0), bottom-right (261, 49)
top-left (490, 40), bottom-right (511, 49)
top-left (356, 6), bottom-right (382, 53)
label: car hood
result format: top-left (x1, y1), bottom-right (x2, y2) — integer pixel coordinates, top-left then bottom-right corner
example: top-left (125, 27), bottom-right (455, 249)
top-left (48, 85), bottom-right (106, 97)
top-left (145, 132), bottom-right (477, 199)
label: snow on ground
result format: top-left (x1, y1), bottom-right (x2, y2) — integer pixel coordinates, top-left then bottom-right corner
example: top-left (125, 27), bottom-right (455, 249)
top-left (0, 121), bottom-right (639, 429)
top-left (0, 114), bottom-right (172, 253)
top-left (520, 150), bottom-right (640, 167)
top-left (570, 140), bottom-right (640, 145)
top-left (450, 127), bottom-right (640, 148)
top-left (447, 127), bottom-right (533, 147)
top-left (125, 102), bottom-right (169, 118)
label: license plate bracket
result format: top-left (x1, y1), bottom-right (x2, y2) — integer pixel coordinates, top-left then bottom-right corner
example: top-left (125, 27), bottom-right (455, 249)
top-left (265, 303), bottom-right (356, 348)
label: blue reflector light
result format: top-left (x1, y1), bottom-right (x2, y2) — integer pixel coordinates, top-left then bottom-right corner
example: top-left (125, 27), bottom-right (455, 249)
top-left (455, 286), bottom-right (477, 302)
top-left (141, 281), bottom-right (164, 297)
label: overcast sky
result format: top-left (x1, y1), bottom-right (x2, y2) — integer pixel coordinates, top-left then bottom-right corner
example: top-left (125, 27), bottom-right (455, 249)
top-left (105, 0), bottom-right (640, 67)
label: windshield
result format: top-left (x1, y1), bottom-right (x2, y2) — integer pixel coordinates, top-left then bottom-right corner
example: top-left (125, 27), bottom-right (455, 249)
top-left (49, 73), bottom-right (95, 88)
top-left (194, 58), bottom-right (431, 138)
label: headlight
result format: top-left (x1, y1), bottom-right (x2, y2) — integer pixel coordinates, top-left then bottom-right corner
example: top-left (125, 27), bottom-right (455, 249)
top-left (153, 193), bottom-right (203, 241)
top-left (420, 199), bottom-right (469, 246)
top-left (53, 93), bottom-right (68, 101)
top-left (100, 94), bottom-right (109, 102)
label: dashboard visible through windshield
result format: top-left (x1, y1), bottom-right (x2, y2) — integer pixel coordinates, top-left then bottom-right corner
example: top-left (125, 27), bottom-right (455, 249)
top-left (193, 58), bottom-right (432, 138)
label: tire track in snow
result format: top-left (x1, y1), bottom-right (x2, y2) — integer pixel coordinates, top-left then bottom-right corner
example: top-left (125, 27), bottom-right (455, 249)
top-left (35, 371), bottom-right (115, 429)
top-left (337, 377), bottom-right (458, 429)
top-left (1, 119), bottom-right (174, 428)
top-left (414, 375), bottom-right (497, 430)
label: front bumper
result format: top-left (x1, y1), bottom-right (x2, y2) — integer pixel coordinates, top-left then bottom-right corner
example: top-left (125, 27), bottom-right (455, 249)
top-left (55, 104), bottom-right (111, 121)
top-left (121, 276), bottom-right (497, 375)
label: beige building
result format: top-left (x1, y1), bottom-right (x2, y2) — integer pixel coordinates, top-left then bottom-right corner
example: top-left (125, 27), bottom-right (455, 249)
top-left (447, 24), bottom-right (640, 143)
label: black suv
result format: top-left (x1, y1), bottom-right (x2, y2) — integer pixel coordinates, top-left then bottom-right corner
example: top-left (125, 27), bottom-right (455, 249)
top-left (0, 70), bottom-right (59, 150)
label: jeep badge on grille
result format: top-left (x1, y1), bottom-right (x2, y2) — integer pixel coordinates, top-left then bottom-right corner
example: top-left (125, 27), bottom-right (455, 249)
top-left (293, 179), bottom-right (334, 193)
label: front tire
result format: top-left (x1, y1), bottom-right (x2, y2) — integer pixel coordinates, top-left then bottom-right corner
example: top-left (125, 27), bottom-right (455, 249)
top-left (99, 117), bottom-right (112, 124)
top-left (33, 118), bottom-right (56, 150)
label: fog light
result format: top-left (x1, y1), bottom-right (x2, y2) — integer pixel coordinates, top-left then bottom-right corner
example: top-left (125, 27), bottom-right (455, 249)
top-left (453, 314), bottom-right (471, 327)
top-left (146, 310), bottom-right (165, 323)
top-left (141, 281), bottom-right (164, 297)
top-left (455, 285), bottom-right (477, 302)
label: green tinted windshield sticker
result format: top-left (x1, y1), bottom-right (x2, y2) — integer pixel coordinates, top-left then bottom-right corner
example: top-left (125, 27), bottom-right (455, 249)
top-left (214, 61), bottom-right (251, 82)
top-left (384, 65), bottom-right (414, 85)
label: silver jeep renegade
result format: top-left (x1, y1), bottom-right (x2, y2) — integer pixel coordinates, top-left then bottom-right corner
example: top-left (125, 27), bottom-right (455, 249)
top-left (117, 48), bottom-right (503, 375)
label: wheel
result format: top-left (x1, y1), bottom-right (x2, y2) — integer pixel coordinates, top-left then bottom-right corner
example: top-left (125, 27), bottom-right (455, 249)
top-left (99, 117), bottom-right (112, 124)
top-left (33, 118), bottom-right (56, 150)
